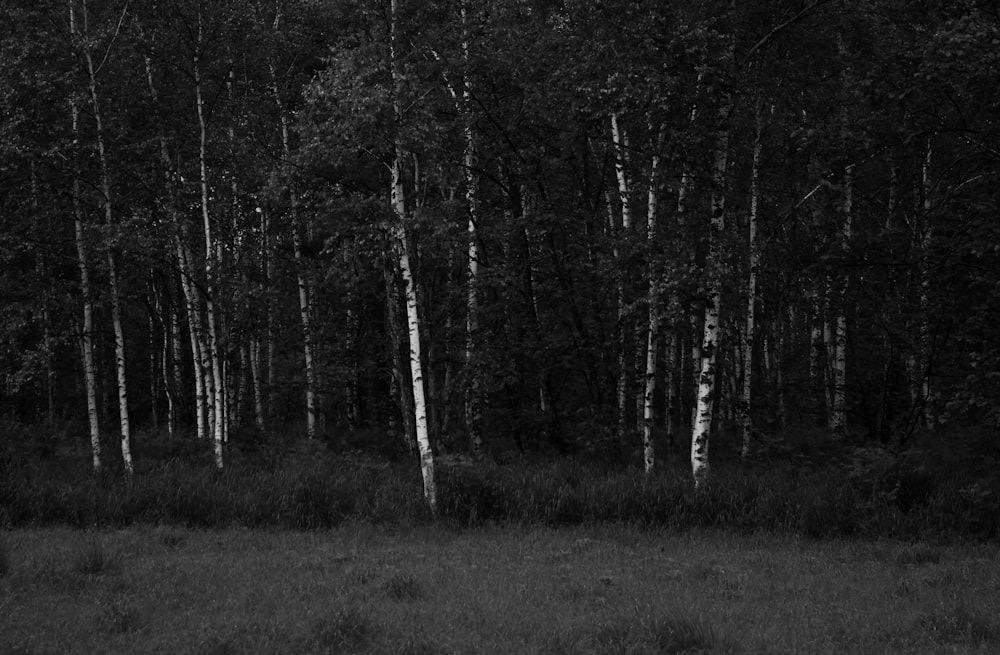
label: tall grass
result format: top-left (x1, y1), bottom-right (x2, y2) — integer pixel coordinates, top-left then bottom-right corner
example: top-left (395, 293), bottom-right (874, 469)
top-left (1, 435), bottom-right (998, 539)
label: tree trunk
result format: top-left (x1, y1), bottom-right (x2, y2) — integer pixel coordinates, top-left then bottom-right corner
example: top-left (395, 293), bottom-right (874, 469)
top-left (642, 125), bottom-right (664, 474)
top-left (269, 60), bottom-right (317, 440)
top-left (610, 114), bottom-right (634, 451)
top-left (69, 2), bottom-right (101, 473)
top-left (392, 0), bottom-right (436, 514)
top-left (830, 164), bottom-right (852, 435)
top-left (740, 110), bottom-right (763, 460)
top-left (162, 299), bottom-right (176, 438)
top-left (194, 16), bottom-right (224, 468)
top-left (384, 254), bottom-right (417, 454)
top-left (691, 94), bottom-right (732, 489)
top-left (82, 0), bottom-right (132, 476)
top-left (250, 338), bottom-right (265, 430)
top-left (918, 138), bottom-right (933, 428)
top-left (449, 0), bottom-right (485, 459)
top-left (149, 281), bottom-right (160, 430)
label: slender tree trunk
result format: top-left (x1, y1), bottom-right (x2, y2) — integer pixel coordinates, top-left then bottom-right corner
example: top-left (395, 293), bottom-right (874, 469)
top-left (384, 255), bottom-right (417, 454)
top-left (664, 326), bottom-right (677, 448)
top-left (391, 0), bottom-right (436, 513)
top-left (178, 242), bottom-right (208, 440)
top-left (691, 93), bottom-right (732, 489)
top-left (610, 113), bottom-right (633, 450)
top-left (149, 281), bottom-right (160, 430)
top-left (442, 0), bottom-right (486, 458)
top-left (740, 111), bottom-right (763, 460)
top-left (69, 3), bottom-right (101, 472)
top-left (194, 18), bottom-right (224, 468)
top-left (823, 288), bottom-right (834, 425)
top-left (161, 301), bottom-right (176, 438)
top-left (250, 338), bottom-right (264, 430)
top-left (82, 0), bottom-right (131, 475)
top-left (641, 125), bottom-right (664, 474)
top-left (269, 60), bottom-right (317, 440)
top-left (830, 165), bottom-right (852, 435)
top-left (918, 138), bottom-right (933, 428)
top-left (261, 206), bottom-right (275, 422)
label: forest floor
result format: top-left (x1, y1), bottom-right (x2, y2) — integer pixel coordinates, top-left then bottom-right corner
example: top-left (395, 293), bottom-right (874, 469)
top-left (1, 525), bottom-right (999, 654)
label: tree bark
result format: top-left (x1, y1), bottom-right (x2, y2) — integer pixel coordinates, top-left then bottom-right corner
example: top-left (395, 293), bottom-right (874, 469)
top-left (69, 1), bottom-right (101, 473)
top-left (392, 0), bottom-right (436, 514)
top-left (81, 0), bottom-right (132, 476)
top-left (610, 113), bottom-right (633, 450)
top-left (740, 109), bottom-right (763, 460)
top-left (268, 60), bottom-right (318, 440)
top-left (642, 125), bottom-right (664, 474)
top-left (918, 138), bottom-right (933, 428)
top-left (250, 338), bottom-right (265, 430)
top-left (691, 93), bottom-right (732, 488)
top-left (384, 254), bottom-right (417, 454)
top-left (460, 1), bottom-right (484, 458)
top-left (830, 164), bottom-right (852, 435)
top-left (194, 14), bottom-right (224, 468)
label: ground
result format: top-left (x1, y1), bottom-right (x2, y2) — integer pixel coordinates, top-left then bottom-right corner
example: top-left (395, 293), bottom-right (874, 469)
top-left (1, 525), bottom-right (999, 654)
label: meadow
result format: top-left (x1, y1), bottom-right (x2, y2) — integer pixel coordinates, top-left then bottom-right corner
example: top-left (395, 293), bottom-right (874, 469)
top-left (2, 425), bottom-right (1000, 653)
top-left (2, 525), bottom-right (1000, 654)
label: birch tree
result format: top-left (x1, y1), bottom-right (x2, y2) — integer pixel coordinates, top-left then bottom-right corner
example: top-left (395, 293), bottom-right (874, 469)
top-left (641, 125), bottom-right (664, 473)
top-left (194, 8), bottom-right (225, 468)
top-left (77, 0), bottom-right (133, 475)
top-left (391, 0), bottom-right (436, 514)
top-left (610, 113), bottom-right (633, 449)
top-left (69, 0), bottom-right (101, 473)
top-left (691, 73), bottom-right (732, 488)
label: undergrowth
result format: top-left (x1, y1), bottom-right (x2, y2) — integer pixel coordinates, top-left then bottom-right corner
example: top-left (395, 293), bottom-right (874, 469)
top-left (0, 427), bottom-right (997, 540)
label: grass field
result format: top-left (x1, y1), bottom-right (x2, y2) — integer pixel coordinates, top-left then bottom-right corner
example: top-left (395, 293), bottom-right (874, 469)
top-left (2, 526), bottom-right (999, 654)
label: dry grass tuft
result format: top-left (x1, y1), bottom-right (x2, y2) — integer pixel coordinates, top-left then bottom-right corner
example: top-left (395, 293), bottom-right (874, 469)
top-left (383, 573), bottom-right (423, 601)
top-left (72, 538), bottom-right (120, 576)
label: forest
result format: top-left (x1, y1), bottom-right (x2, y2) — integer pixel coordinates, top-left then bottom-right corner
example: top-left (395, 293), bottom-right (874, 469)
top-left (2, 0), bottom-right (1000, 528)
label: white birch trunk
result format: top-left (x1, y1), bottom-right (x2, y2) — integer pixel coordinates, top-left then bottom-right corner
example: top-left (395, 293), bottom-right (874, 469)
top-left (740, 115), bottom-right (762, 460)
top-left (392, 0), bottom-right (436, 514)
top-left (69, 4), bottom-right (101, 471)
top-left (81, 0), bottom-right (131, 475)
top-left (691, 96), bottom-right (732, 489)
top-left (194, 18), bottom-right (224, 468)
top-left (178, 243), bottom-right (208, 440)
top-left (642, 126), bottom-right (664, 474)
top-left (678, 84), bottom-right (701, 434)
